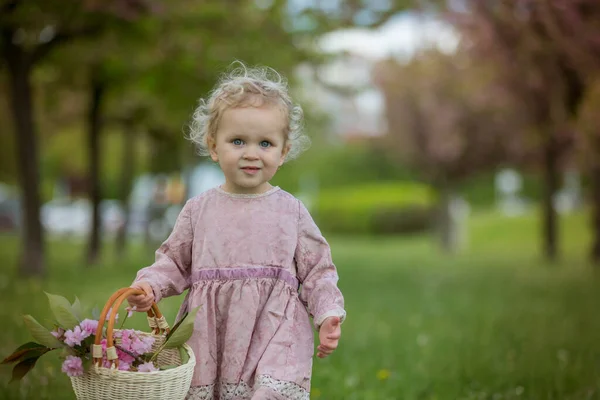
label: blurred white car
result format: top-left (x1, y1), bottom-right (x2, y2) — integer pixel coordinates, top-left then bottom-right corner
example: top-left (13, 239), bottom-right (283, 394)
top-left (41, 199), bottom-right (125, 236)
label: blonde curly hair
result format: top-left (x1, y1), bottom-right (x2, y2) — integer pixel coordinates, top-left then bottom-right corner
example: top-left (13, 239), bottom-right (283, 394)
top-left (187, 62), bottom-right (310, 161)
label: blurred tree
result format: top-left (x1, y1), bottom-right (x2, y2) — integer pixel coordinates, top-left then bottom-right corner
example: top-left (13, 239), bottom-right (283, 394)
top-left (373, 49), bottom-right (527, 252)
top-left (576, 82), bottom-right (600, 264)
top-left (0, 76), bottom-right (17, 183)
top-left (535, 0), bottom-right (600, 263)
top-left (0, 0), bottom-right (156, 275)
top-left (2, 0), bottom-right (416, 271)
top-left (445, 1), bottom-right (583, 261)
top-left (37, 0), bottom-right (312, 261)
top-left (55, 17), bottom-right (159, 265)
top-left (292, 0), bottom-right (413, 31)
top-left (111, 107), bottom-right (147, 257)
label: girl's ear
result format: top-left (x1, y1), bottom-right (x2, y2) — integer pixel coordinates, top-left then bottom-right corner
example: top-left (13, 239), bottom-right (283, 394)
top-left (208, 135), bottom-right (218, 162)
top-left (279, 143), bottom-right (291, 166)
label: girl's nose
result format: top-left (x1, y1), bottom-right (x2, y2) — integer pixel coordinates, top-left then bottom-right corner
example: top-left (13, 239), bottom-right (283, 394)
top-left (243, 147), bottom-right (259, 160)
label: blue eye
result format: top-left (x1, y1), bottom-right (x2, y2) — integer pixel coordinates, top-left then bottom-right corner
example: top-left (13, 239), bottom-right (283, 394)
top-left (260, 141), bottom-right (271, 148)
top-left (232, 139), bottom-right (243, 146)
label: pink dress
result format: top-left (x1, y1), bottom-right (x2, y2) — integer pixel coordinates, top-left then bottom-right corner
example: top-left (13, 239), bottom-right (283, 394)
top-left (133, 186), bottom-right (346, 400)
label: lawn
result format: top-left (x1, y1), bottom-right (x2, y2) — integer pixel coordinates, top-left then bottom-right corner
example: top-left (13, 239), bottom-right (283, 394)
top-left (0, 210), bottom-right (598, 399)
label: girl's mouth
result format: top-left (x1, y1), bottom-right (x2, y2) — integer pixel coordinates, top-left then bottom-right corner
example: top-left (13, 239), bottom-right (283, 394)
top-left (241, 167), bottom-right (260, 175)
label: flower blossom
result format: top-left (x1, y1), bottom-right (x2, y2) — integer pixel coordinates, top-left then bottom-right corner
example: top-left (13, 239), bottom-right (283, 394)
top-left (138, 362), bottom-right (158, 372)
top-left (79, 319), bottom-right (99, 336)
top-left (126, 306), bottom-right (137, 318)
top-left (64, 326), bottom-right (91, 347)
top-left (61, 356), bottom-right (84, 377)
top-left (51, 327), bottom-right (65, 339)
top-left (105, 307), bottom-right (119, 322)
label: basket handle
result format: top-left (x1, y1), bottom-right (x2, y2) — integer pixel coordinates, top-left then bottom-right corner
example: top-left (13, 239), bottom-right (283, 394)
top-left (92, 287), bottom-right (170, 367)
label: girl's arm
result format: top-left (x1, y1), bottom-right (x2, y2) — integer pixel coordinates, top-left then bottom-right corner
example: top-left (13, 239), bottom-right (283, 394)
top-left (295, 200), bottom-right (346, 330)
top-left (132, 199), bottom-right (195, 303)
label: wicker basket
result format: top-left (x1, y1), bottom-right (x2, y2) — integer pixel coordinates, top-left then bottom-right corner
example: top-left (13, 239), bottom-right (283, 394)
top-left (69, 287), bottom-right (196, 400)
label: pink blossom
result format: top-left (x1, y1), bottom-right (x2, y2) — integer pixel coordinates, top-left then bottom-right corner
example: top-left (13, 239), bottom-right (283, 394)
top-left (61, 355), bottom-right (84, 377)
top-left (117, 361), bottom-right (131, 371)
top-left (118, 329), bottom-right (133, 352)
top-left (130, 334), bottom-right (154, 355)
top-left (101, 357), bottom-right (128, 371)
top-left (105, 307), bottom-right (119, 322)
top-left (51, 327), bottom-right (65, 339)
top-left (137, 362), bottom-right (158, 372)
top-left (64, 326), bottom-right (91, 347)
top-left (79, 319), bottom-right (99, 336)
top-left (126, 306), bottom-right (137, 318)
top-left (117, 330), bottom-right (153, 355)
top-left (116, 349), bottom-right (135, 365)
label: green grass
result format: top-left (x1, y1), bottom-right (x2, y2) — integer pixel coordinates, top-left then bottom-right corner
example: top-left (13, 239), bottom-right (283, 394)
top-left (1, 210), bottom-right (598, 399)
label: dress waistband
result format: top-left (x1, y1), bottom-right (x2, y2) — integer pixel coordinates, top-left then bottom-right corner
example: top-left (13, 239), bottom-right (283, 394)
top-left (194, 267), bottom-right (299, 289)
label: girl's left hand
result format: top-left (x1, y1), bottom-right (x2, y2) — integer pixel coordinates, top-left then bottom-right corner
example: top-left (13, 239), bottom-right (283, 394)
top-left (317, 316), bottom-right (341, 358)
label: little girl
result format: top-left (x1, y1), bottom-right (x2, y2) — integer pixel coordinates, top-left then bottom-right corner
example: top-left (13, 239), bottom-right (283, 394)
top-left (127, 63), bottom-right (346, 400)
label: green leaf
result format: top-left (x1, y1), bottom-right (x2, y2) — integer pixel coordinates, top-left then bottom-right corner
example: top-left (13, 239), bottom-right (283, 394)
top-left (158, 364), bottom-right (177, 370)
top-left (162, 305), bottom-right (201, 349)
top-left (22, 315), bottom-right (64, 349)
top-left (2, 342), bottom-right (48, 364)
top-left (60, 347), bottom-right (76, 358)
top-left (10, 356), bottom-right (41, 383)
top-left (160, 313), bottom-right (186, 347)
top-left (81, 335), bottom-right (95, 349)
top-left (178, 345), bottom-right (189, 365)
top-left (45, 292), bottom-right (80, 329)
top-left (81, 356), bottom-right (92, 371)
top-left (91, 306), bottom-right (100, 320)
top-left (165, 312), bottom-right (188, 340)
top-left (43, 319), bottom-right (59, 329)
top-left (72, 297), bottom-right (83, 321)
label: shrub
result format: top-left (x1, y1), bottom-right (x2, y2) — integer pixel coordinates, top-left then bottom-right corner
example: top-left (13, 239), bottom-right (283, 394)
top-left (313, 182), bottom-right (437, 235)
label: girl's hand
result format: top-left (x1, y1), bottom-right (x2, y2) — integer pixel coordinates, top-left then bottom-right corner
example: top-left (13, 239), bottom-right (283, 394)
top-left (317, 316), bottom-right (341, 358)
top-left (127, 282), bottom-right (155, 312)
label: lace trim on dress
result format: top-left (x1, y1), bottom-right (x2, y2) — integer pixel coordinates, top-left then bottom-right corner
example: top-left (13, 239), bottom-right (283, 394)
top-left (186, 375), bottom-right (309, 400)
top-left (255, 375), bottom-right (310, 399)
top-left (186, 383), bottom-right (216, 399)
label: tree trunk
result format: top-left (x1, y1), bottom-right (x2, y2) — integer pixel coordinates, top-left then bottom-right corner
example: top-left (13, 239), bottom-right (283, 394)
top-left (86, 71), bottom-right (105, 265)
top-left (437, 182), bottom-right (459, 253)
top-left (542, 135), bottom-right (559, 261)
top-left (590, 156), bottom-right (600, 267)
top-left (5, 43), bottom-right (45, 276)
top-left (115, 123), bottom-right (135, 257)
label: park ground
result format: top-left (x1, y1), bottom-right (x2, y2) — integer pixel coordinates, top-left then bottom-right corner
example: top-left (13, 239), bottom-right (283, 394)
top-left (0, 210), bottom-right (598, 399)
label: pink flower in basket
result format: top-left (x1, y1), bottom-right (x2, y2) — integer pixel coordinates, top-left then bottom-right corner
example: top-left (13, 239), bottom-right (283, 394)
top-left (98, 337), bottom-right (135, 367)
top-left (119, 329), bottom-right (155, 355)
top-left (61, 356), bottom-right (84, 377)
top-left (64, 326), bottom-right (91, 347)
top-left (2, 291), bottom-right (199, 384)
top-left (138, 362), bottom-right (158, 372)
top-left (79, 319), bottom-right (99, 335)
top-left (105, 307), bottom-right (119, 322)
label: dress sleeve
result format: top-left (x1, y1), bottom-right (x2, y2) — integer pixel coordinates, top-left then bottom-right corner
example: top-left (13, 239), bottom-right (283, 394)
top-left (295, 200), bottom-right (346, 330)
top-left (132, 199), bottom-right (194, 303)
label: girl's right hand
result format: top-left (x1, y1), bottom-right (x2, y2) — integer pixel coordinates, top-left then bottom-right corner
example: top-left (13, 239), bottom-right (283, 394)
top-left (127, 282), bottom-right (155, 312)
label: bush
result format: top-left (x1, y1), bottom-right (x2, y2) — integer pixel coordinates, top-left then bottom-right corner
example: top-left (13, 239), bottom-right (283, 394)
top-left (313, 182), bottom-right (437, 235)
top-left (370, 206), bottom-right (436, 235)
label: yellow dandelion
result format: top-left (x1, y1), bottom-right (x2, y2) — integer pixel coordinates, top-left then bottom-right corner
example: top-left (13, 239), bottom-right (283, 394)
top-left (376, 369), bottom-right (390, 381)
top-left (312, 388), bottom-right (322, 397)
